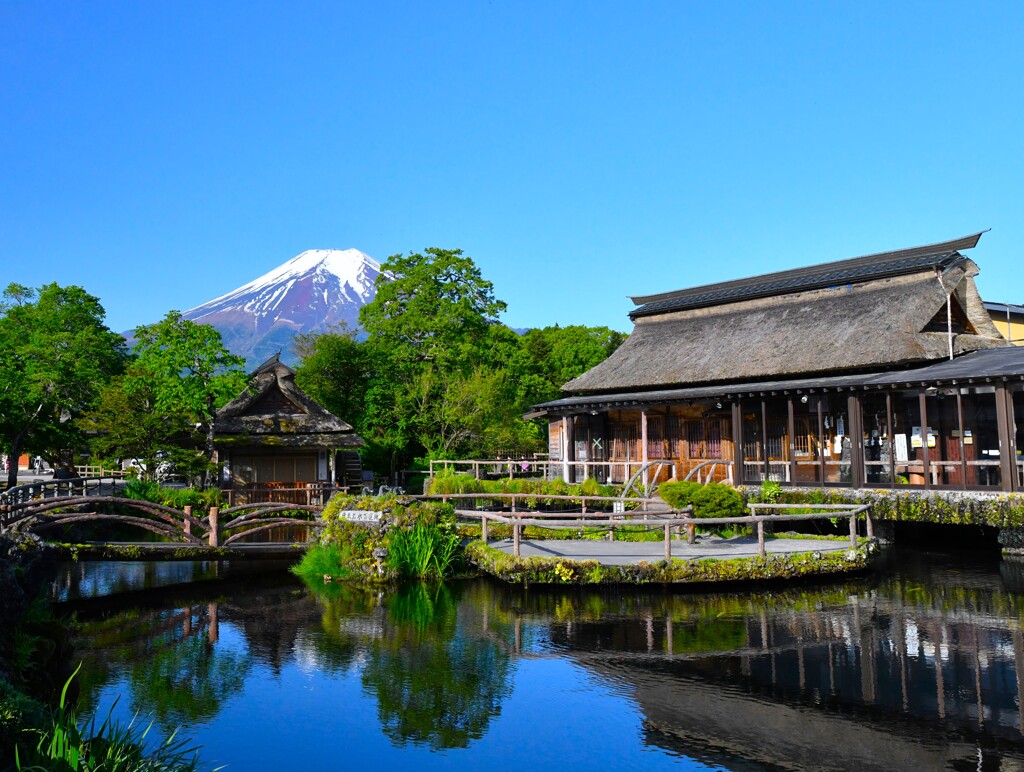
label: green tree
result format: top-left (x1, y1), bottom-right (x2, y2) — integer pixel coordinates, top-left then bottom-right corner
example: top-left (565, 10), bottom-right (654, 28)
top-left (293, 324), bottom-right (372, 427)
top-left (359, 247), bottom-right (506, 371)
top-left (0, 283), bottom-right (127, 489)
top-left (126, 312), bottom-right (246, 486)
top-left (80, 365), bottom-right (196, 481)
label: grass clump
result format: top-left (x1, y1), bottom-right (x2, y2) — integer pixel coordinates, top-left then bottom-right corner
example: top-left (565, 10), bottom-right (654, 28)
top-left (387, 522), bottom-right (461, 579)
top-left (12, 665), bottom-right (213, 772)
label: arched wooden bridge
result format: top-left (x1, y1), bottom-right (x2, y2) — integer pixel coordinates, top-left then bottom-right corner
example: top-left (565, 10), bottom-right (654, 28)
top-left (1, 487), bottom-right (327, 556)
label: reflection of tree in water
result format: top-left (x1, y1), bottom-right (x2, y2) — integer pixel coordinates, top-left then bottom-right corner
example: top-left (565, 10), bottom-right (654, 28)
top-left (73, 603), bottom-right (251, 728)
top-left (127, 623), bottom-right (249, 725)
top-left (359, 582), bottom-right (514, 750)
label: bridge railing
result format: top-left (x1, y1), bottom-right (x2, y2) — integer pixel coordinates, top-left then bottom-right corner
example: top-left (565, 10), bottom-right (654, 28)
top-left (1, 477), bottom-right (126, 509)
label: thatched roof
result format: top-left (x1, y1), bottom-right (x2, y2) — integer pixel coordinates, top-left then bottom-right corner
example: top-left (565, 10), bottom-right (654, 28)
top-left (214, 354), bottom-right (363, 448)
top-left (538, 346), bottom-right (1024, 414)
top-left (565, 235), bottom-right (1005, 395)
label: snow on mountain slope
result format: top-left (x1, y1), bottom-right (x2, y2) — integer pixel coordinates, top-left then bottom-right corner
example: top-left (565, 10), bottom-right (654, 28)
top-left (182, 248), bottom-right (384, 366)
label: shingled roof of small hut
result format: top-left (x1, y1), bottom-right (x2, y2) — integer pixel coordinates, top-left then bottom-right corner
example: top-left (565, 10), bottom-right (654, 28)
top-left (215, 354), bottom-right (363, 446)
top-left (564, 232), bottom-right (1006, 395)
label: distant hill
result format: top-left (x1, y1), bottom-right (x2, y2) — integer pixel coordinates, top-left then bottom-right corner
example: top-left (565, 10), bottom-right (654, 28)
top-left (180, 248), bottom-right (384, 367)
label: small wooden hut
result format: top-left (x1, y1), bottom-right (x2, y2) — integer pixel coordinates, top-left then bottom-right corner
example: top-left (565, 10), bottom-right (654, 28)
top-left (214, 354), bottom-right (364, 503)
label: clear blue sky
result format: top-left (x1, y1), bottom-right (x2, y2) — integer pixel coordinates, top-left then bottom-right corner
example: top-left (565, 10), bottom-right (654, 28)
top-left (2, 1), bottom-right (1022, 335)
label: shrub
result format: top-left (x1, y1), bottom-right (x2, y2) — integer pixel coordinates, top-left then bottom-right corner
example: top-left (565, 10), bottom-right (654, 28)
top-left (658, 481), bottom-right (702, 510)
top-left (427, 473), bottom-right (483, 496)
top-left (690, 483), bottom-right (745, 519)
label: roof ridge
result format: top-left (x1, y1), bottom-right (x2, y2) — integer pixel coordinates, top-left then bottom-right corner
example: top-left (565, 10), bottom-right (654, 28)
top-left (629, 231), bottom-right (987, 319)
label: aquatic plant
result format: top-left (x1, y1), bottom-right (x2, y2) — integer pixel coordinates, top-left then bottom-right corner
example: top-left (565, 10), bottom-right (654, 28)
top-left (14, 665), bottom-right (214, 772)
top-left (387, 523), bottom-right (461, 579)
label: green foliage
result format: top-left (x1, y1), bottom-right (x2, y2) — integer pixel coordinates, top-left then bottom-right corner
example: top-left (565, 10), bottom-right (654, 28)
top-left (689, 483), bottom-right (745, 519)
top-left (0, 283), bottom-right (127, 487)
top-left (91, 311), bottom-right (246, 487)
top-left (0, 678), bottom-right (46, 756)
top-left (427, 472), bottom-right (483, 495)
top-left (659, 482), bottom-right (744, 519)
top-left (758, 479), bottom-right (783, 503)
top-left (658, 481), bottom-right (702, 510)
top-left (292, 325), bottom-right (371, 428)
top-left (13, 666), bottom-right (210, 771)
top-left (292, 543), bottom-right (360, 583)
top-left (289, 249), bottom-right (625, 476)
top-left (426, 474), bottom-right (619, 503)
top-left (387, 523), bottom-right (461, 579)
top-left (121, 482), bottom-right (223, 513)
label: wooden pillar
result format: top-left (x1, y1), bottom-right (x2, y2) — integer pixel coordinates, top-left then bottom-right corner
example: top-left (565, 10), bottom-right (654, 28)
top-left (561, 416), bottom-right (570, 483)
top-left (787, 397), bottom-right (797, 485)
top-left (760, 398), bottom-right (769, 482)
top-left (816, 396), bottom-right (825, 484)
top-left (208, 506), bottom-right (220, 548)
top-left (956, 389), bottom-right (967, 489)
top-left (641, 409), bottom-right (649, 491)
top-left (848, 394), bottom-right (864, 489)
top-left (919, 391), bottom-right (931, 489)
top-left (996, 383), bottom-right (1015, 491)
top-left (732, 401), bottom-right (743, 483)
top-left (480, 515), bottom-right (488, 544)
top-left (886, 391), bottom-right (896, 486)
top-left (566, 417), bottom-right (576, 484)
top-left (1006, 386), bottom-right (1020, 493)
top-left (183, 505), bottom-right (192, 537)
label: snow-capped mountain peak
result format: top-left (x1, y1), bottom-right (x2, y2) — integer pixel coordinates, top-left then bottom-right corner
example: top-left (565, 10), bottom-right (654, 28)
top-left (181, 248), bottom-right (384, 366)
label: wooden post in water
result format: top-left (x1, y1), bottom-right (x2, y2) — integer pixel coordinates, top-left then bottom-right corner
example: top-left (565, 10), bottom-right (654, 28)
top-left (865, 509), bottom-right (874, 540)
top-left (481, 515), bottom-right (488, 544)
top-left (513, 519), bottom-right (520, 556)
top-left (849, 513), bottom-right (858, 547)
top-left (664, 523), bottom-right (671, 561)
top-left (757, 519), bottom-right (766, 557)
top-left (183, 505), bottom-right (192, 537)
top-left (208, 506), bottom-right (220, 547)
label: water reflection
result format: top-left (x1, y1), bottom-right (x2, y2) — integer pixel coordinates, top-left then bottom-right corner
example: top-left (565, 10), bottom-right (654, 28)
top-left (58, 550), bottom-right (1024, 770)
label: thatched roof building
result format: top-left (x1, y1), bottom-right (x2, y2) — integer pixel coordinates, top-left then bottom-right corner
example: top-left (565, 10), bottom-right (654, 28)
top-left (215, 354), bottom-right (363, 450)
top-left (536, 233), bottom-right (1024, 495)
top-left (565, 232), bottom-right (1004, 394)
top-left (214, 354), bottom-right (363, 500)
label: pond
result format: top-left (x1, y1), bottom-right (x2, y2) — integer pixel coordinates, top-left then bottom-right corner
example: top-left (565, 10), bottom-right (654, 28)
top-left (54, 548), bottom-right (1024, 770)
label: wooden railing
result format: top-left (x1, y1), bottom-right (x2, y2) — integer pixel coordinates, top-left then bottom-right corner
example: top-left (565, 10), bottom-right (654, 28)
top-left (448, 497), bottom-right (873, 560)
top-left (461, 508), bottom-right (696, 560)
top-left (0, 477), bottom-right (126, 509)
top-left (74, 465), bottom-right (129, 479)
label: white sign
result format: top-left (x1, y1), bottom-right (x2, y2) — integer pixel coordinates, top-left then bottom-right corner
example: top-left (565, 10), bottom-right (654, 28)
top-left (338, 510), bottom-right (383, 523)
top-left (894, 434), bottom-right (909, 462)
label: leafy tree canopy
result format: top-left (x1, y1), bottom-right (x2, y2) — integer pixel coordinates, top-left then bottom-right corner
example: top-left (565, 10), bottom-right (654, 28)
top-left (0, 282), bottom-right (127, 488)
top-left (359, 248), bottom-right (506, 371)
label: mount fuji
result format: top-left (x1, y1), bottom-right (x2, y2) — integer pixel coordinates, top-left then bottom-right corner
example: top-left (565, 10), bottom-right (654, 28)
top-left (181, 248), bottom-right (384, 367)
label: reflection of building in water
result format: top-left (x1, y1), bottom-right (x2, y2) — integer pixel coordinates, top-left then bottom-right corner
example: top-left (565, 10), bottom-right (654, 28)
top-left (503, 575), bottom-right (1024, 770)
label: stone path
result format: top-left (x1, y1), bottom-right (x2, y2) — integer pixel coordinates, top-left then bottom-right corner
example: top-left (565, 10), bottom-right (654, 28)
top-left (488, 534), bottom-right (851, 566)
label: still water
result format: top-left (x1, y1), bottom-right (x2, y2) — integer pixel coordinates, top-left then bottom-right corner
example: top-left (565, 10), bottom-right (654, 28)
top-left (54, 549), bottom-right (1024, 771)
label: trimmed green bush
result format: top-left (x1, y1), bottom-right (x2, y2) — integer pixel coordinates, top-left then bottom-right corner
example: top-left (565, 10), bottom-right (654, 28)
top-left (658, 481), bottom-right (702, 510)
top-left (690, 483), bottom-right (745, 519)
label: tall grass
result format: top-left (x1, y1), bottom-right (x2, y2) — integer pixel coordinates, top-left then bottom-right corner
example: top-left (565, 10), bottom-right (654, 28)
top-left (387, 524), bottom-right (461, 579)
top-left (290, 543), bottom-right (355, 583)
top-left (14, 665), bottom-right (213, 771)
